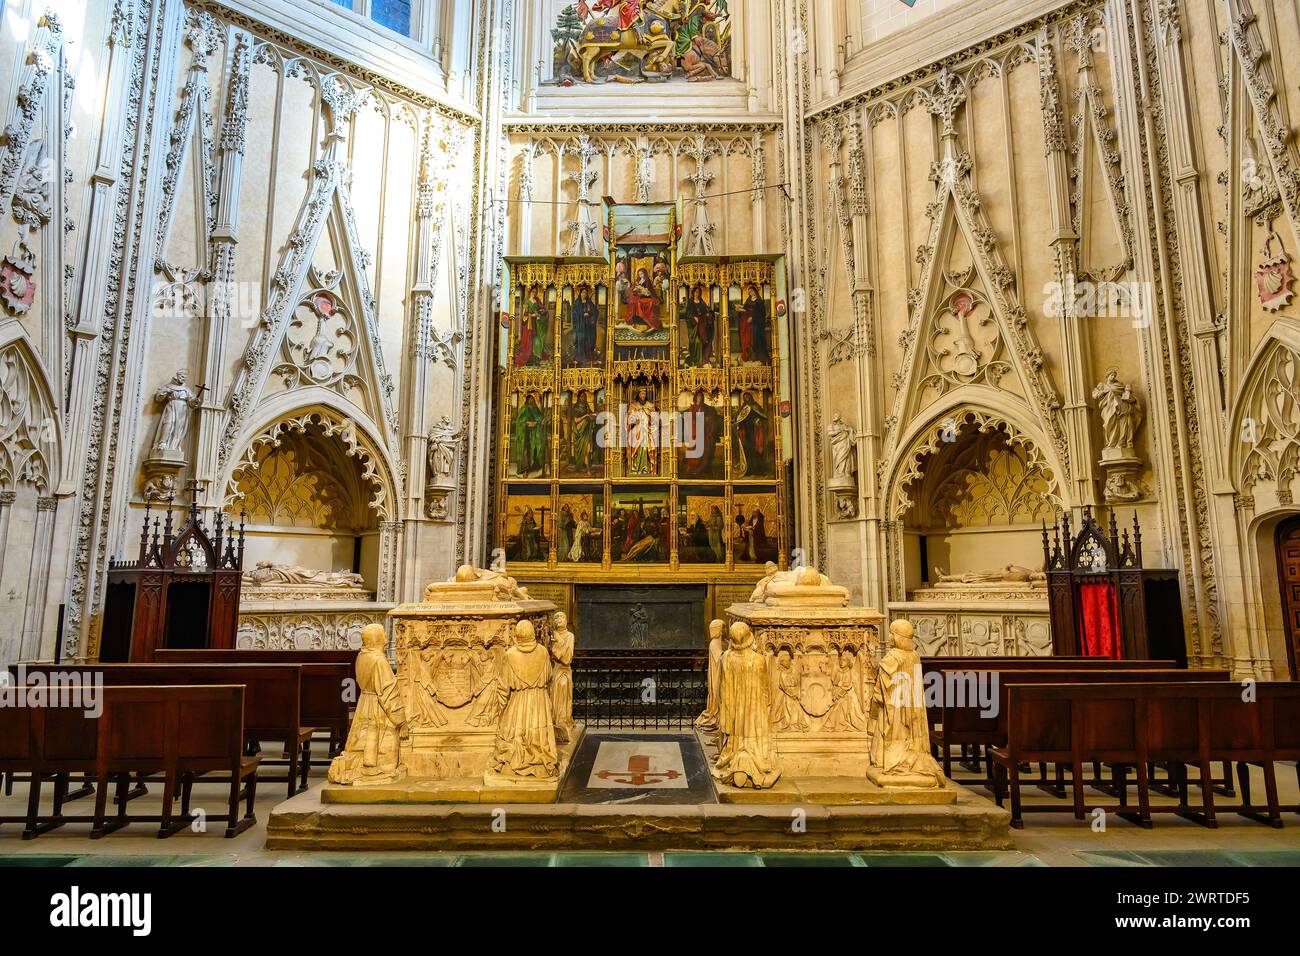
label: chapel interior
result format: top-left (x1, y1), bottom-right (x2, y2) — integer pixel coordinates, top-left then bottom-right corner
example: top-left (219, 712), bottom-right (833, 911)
top-left (0, 0), bottom-right (1299, 869)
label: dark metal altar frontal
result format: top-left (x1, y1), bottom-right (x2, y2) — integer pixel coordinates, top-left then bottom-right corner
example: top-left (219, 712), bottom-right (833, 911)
top-left (495, 201), bottom-right (793, 588)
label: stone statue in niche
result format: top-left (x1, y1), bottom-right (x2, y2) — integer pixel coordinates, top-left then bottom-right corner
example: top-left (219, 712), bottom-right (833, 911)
top-left (828, 412), bottom-right (859, 519)
top-left (1091, 368), bottom-right (1146, 502)
top-left (694, 618), bottom-right (726, 735)
top-left (550, 611), bottom-right (575, 744)
top-left (149, 369), bottom-right (203, 460)
top-left (488, 619), bottom-right (558, 779)
top-left (711, 621), bottom-right (781, 789)
top-left (1092, 368), bottom-right (1143, 453)
top-left (828, 412), bottom-right (857, 479)
top-left (867, 619), bottom-right (944, 789)
top-left (427, 415), bottom-right (460, 479)
top-left (327, 624), bottom-right (407, 785)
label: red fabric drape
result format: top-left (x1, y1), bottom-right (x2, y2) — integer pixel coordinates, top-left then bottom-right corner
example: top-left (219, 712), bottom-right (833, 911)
top-left (1078, 582), bottom-right (1122, 659)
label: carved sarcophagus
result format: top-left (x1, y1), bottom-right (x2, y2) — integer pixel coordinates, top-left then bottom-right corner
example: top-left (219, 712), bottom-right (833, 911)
top-left (391, 579), bottom-right (556, 779)
top-left (726, 600), bottom-right (885, 777)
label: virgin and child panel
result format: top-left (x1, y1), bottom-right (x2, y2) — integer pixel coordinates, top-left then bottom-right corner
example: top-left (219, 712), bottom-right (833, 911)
top-left (503, 490), bottom-right (553, 563)
top-left (560, 283), bottom-right (605, 367)
top-left (555, 488), bottom-right (603, 564)
top-left (559, 388), bottom-right (605, 479)
top-left (508, 391), bottom-right (551, 479)
top-left (728, 282), bottom-right (773, 365)
top-left (678, 490), bottom-right (728, 564)
top-left (512, 284), bottom-right (555, 368)
top-left (610, 487), bottom-right (671, 564)
top-left (614, 247), bottom-right (671, 346)
top-left (677, 282), bottom-right (722, 366)
top-left (731, 389), bottom-right (774, 479)
top-left (676, 388), bottom-right (725, 480)
top-left (732, 490), bottom-right (779, 565)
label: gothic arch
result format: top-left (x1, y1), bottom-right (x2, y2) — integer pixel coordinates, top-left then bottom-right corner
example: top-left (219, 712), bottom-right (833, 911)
top-left (0, 326), bottom-right (61, 495)
top-left (883, 391), bottom-right (1068, 521)
top-left (1228, 320), bottom-right (1300, 502)
top-left (222, 394), bottom-right (399, 522)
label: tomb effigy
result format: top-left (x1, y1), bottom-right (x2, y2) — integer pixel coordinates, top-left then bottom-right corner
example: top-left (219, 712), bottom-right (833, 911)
top-left (890, 563), bottom-right (1053, 657)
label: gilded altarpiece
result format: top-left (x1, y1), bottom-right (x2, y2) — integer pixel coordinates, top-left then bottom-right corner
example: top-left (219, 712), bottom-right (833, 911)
top-left (495, 203), bottom-right (792, 595)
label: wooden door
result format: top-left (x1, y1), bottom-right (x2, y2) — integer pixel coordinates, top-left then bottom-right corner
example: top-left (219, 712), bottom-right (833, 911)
top-left (1279, 519), bottom-right (1300, 680)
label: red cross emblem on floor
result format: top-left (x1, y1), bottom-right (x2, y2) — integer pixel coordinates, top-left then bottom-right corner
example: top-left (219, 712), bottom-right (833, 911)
top-left (594, 753), bottom-right (683, 787)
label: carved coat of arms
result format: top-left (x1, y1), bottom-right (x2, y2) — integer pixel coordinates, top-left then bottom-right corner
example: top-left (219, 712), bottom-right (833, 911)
top-left (1255, 234), bottom-right (1295, 313)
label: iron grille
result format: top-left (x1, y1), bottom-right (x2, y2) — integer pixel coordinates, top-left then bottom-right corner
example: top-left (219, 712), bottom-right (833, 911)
top-left (573, 649), bottom-right (708, 730)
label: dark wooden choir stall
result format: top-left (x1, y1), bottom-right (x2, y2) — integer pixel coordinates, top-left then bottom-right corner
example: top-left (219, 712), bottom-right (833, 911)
top-left (99, 487), bottom-right (246, 662)
top-left (1042, 505), bottom-right (1185, 664)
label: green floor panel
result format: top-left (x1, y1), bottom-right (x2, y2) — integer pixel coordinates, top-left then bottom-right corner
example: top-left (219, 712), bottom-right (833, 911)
top-left (457, 854), bottom-right (555, 867)
top-left (0, 855), bottom-right (80, 867)
top-left (65, 855), bottom-right (182, 867)
top-left (759, 853), bottom-right (857, 867)
top-left (943, 852), bottom-right (1045, 867)
top-left (1073, 850), bottom-right (1154, 867)
top-left (554, 853), bottom-right (648, 867)
top-left (854, 853), bottom-right (952, 867)
top-left (664, 852), bottom-right (763, 867)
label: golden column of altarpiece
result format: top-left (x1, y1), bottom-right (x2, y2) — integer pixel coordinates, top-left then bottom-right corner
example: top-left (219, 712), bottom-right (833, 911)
top-left (495, 202), bottom-right (793, 616)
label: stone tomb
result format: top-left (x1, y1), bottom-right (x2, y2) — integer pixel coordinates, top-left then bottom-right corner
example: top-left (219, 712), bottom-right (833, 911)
top-left (319, 567), bottom-right (584, 803)
top-left (724, 569), bottom-right (888, 780)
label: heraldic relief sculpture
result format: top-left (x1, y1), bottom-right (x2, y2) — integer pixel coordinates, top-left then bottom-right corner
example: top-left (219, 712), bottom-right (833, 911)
top-left (325, 565), bottom-right (581, 801)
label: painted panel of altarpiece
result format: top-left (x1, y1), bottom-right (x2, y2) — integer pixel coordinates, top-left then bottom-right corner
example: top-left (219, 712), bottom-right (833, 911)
top-left (496, 202), bottom-right (791, 580)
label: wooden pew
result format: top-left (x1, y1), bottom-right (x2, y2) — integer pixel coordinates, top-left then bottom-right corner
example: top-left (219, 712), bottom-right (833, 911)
top-left (155, 649), bottom-right (353, 755)
top-left (0, 685), bottom-right (259, 838)
top-left (990, 682), bottom-right (1300, 828)
top-left (16, 664), bottom-right (312, 798)
top-left (930, 667), bottom-right (1228, 781)
top-left (92, 685), bottom-right (261, 838)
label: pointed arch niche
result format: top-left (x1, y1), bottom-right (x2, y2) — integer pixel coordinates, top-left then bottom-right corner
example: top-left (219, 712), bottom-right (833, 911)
top-left (888, 410), bottom-right (1063, 598)
top-left (224, 407), bottom-right (396, 593)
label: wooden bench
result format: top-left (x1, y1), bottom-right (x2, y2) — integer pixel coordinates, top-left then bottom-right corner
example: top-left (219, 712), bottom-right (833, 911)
top-left (930, 667), bottom-right (1227, 781)
top-left (990, 682), bottom-right (1300, 828)
top-left (0, 685), bottom-right (260, 838)
top-left (16, 663), bottom-right (313, 798)
top-left (155, 649), bottom-right (354, 755)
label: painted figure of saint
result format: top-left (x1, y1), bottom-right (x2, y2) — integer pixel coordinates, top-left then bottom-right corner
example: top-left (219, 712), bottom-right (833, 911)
top-left (737, 284), bottom-right (770, 363)
top-left (680, 389), bottom-right (722, 478)
top-left (569, 391), bottom-right (600, 475)
top-left (683, 284), bottom-right (716, 365)
top-left (742, 506), bottom-right (768, 563)
top-left (570, 285), bottom-right (599, 364)
top-left (516, 507), bottom-right (543, 561)
top-left (626, 386), bottom-right (658, 475)
top-left (489, 620), bottom-right (558, 779)
top-left (568, 510), bottom-right (591, 562)
top-left (513, 286), bottom-right (548, 367)
top-left (622, 267), bottom-right (663, 331)
top-left (556, 504), bottom-right (575, 562)
top-left (707, 505), bottom-right (726, 562)
top-left (734, 391), bottom-right (770, 477)
top-left (513, 394), bottom-right (547, 476)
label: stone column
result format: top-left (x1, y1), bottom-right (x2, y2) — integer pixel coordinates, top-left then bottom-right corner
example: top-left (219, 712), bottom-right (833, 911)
top-left (20, 496), bottom-right (57, 660)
